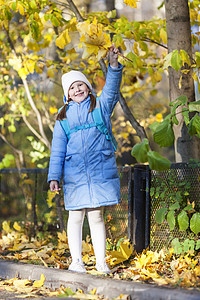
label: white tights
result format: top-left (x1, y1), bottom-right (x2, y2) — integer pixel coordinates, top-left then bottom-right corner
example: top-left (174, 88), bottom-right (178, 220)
top-left (67, 207), bottom-right (106, 265)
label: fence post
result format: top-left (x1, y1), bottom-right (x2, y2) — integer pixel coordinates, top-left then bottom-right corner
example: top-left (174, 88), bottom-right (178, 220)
top-left (130, 165), bottom-right (151, 252)
top-left (128, 167), bottom-right (134, 241)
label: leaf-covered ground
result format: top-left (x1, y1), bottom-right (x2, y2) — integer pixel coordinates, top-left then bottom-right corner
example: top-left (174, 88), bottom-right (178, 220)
top-left (0, 221), bottom-right (200, 299)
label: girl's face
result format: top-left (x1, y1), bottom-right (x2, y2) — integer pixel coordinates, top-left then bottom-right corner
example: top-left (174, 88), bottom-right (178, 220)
top-left (68, 81), bottom-right (89, 103)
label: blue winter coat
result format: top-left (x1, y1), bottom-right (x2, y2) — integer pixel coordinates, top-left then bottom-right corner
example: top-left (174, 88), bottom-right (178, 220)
top-left (47, 63), bottom-right (123, 210)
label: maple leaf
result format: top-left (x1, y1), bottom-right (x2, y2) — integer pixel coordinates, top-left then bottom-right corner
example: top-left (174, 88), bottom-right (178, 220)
top-left (124, 0), bottom-right (139, 8)
top-left (109, 240), bottom-right (133, 266)
top-left (33, 274), bottom-right (45, 287)
top-left (56, 29), bottom-right (71, 49)
top-left (77, 17), bottom-right (112, 61)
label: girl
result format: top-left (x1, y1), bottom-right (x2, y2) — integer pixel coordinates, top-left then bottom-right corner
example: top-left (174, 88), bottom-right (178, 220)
top-left (48, 46), bottom-right (123, 273)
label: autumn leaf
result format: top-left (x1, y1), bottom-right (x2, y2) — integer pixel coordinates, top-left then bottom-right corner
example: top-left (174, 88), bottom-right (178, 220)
top-left (124, 0), bottom-right (139, 8)
top-left (76, 17), bottom-right (112, 60)
top-left (33, 274), bottom-right (45, 287)
top-left (2, 221), bottom-right (11, 233)
top-left (49, 106), bottom-right (58, 114)
top-left (109, 240), bottom-right (133, 266)
top-left (56, 29), bottom-right (71, 49)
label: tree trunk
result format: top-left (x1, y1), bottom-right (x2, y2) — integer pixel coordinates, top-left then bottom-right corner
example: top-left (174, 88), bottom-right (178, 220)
top-left (105, 0), bottom-right (115, 11)
top-left (165, 0), bottom-right (200, 162)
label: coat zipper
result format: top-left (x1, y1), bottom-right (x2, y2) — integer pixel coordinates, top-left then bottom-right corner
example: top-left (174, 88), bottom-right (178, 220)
top-left (78, 103), bottom-right (94, 207)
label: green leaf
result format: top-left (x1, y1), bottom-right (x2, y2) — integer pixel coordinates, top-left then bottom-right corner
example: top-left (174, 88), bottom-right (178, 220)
top-left (171, 50), bottom-right (183, 71)
top-left (195, 52), bottom-right (200, 67)
top-left (190, 213), bottom-right (200, 235)
top-left (170, 95), bottom-right (188, 125)
top-left (51, 15), bottom-right (60, 27)
top-left (183, 204), bottom-right (193, 211)
top-left (167, 210), bottom-right (175, 231)
top-left (107, 10), bottom-right (116, 19)
top-left (63, 287), bottom-right (75, 296)
top-left (180, 50), bottom-right (191, 66)
top-left (171, 238), bottom-right (182, 255)
top-left (150, 187), bottom-right (155, 197)
top-left (163, 52), bottom-right (172, 69)
top-left (177, 211), bottom-right (189, 231)
top-left (170, 95), bottom-right (187, 106)
top-left (189, 100), bottom-right (200, 113)
top-left (195, 240), bottom-right (200, 250)
top-left (153, 119), bottom-right (174, 147)
top-left (188, 114), bottom-right (200, 136)
top-left (131, 138), bottom-right (149, 163)
top-left (148, 121), bottom-right (160, 133)
top-left (182, 239), bottom-right (195, 254)
top-left (182, 107), bottom-right (189, 125)
top-left (169, 202), bottom-right (180, 210)
top-left (155, 207), bottom-right (167, 224)
top-left (147, 151), bottom-right (171, 171)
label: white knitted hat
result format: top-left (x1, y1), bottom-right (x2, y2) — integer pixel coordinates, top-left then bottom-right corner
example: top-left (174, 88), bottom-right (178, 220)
top-left (61, 70), bottom-right (92, 101)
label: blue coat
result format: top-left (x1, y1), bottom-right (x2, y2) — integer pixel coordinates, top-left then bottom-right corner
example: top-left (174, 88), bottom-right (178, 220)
top-left (47, 63), bottom-right (123, 210)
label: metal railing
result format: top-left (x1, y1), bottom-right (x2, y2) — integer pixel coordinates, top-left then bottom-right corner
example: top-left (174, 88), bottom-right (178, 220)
top-left (1, 162), bottom-right (199, 251)
top-left (0, 167), bottom-right (132, 243)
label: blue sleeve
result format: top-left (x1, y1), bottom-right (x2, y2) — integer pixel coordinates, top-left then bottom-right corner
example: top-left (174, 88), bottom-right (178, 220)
top-left (47, 120), bottom-right (67, 183)
top-left (99, 63), bottom-right (123, 116)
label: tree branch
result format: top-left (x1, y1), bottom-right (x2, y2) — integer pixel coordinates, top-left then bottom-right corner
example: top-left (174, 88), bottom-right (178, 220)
top-left (119, 93), bottom-right (148, 141)
top-left (22, 115), bottom-right (52, 142)
top-left (66, 0), bottom-right (84, 22)
top-left (0, 132), bottom-right (25, 167)
top-left (22, 78), bottom-right (51, 149)
top-left (141, 37), bottom-right (168, 50)
top-left (4, 25), bottom-right (51, 149)
top-left (99, 59), bottom-right (147, 141)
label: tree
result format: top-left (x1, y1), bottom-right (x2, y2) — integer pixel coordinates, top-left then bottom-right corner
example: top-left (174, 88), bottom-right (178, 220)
top-left (0, 0), bottom-right (199, 174)
top-left (165, 0), bottom-right (200, 162)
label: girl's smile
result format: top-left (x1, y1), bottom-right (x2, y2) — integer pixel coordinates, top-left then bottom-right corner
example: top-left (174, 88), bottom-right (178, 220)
top-left (68, 81), bottom-right (89, 103)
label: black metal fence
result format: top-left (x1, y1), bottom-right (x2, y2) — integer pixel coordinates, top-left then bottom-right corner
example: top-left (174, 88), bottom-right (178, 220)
top-left (150, 162), bottom-right (200, 250)
top-left (0, 167), bottom-right (131, 242)
top-left (0, 163), bottom-right (200, 251)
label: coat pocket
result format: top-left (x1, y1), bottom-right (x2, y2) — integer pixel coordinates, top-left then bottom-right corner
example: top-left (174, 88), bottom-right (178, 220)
top-left (102, 149), bottom-right (118, 179)
top-left (63, 154), bottom-right (84, 184)
top-left (63, 184), bottom-right (77, 206)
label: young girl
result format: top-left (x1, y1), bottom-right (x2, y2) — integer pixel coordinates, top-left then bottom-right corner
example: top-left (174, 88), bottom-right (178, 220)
top-left (48, 46), bottom-right (123, 273)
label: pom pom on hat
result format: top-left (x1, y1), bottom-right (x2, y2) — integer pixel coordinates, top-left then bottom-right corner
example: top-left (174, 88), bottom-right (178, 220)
top-left (62, 70), bottom-right (92, 102)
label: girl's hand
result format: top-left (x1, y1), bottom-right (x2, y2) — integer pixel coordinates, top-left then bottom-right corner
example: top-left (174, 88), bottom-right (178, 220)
top-left (50, 180), bottom-right (61, 193)
top-left (109, 45), bottom-right (119, 68)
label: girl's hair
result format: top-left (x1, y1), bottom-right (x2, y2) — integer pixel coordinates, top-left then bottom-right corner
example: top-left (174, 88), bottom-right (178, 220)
top-left (56, 93), bottom-right (96, 121)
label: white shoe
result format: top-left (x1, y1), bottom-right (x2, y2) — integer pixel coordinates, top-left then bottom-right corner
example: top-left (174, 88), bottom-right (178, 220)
top-left (96, 262), bottom-right (111, 274)
top-left (68, 259), bottom-right (86, 273)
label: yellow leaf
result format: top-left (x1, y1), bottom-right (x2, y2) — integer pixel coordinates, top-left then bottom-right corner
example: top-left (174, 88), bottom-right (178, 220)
top-left (82, 240), bottom-right (94, 254)
top-left (124, 0), bottom-right (139, 8)
top-left (160, 28), bottom-right (167, 44)
top-left (2, 221), bottom-right (11, 233)
top-left (77, 18), bottom-right (112, 60)
top-left (13, 279), bottom-right (31, 288)
top-left (179, 75), bottom-right (182, 89)
top-left (57, 230), bottom-right (68, 242)
top-left (8, 56), bottom-right (22, 72)
top-left (18, 67), bottom-right (28, 79)
top-left (56, 29), bottom-right (71, 49)
top-left (90, 288), bottom-right (97, 295)
top-left (18, 3), bottom-right (25, 15)
top-left (153, 276), bottom-right (168, 285)
top-left (13, 222), bottom-right (22, 231)
top-left (156, 113), bottom-right (163, 122)
top-left (49, 106), bottom-right (58, 114)
top-left (32, 274), bottom-right (45, 287)
top-left (109, 241), bottom-right (133, 266)
top-left (47, 69), bottom-right (55, 78)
